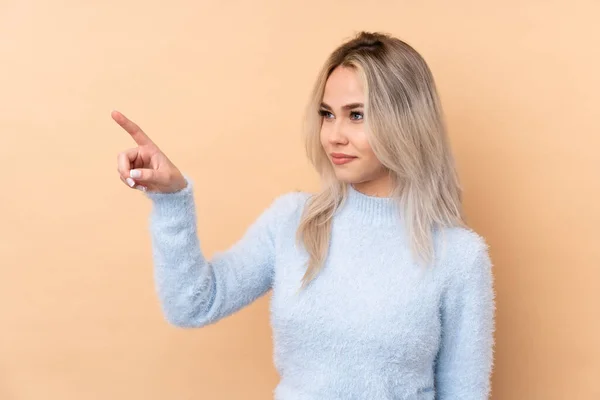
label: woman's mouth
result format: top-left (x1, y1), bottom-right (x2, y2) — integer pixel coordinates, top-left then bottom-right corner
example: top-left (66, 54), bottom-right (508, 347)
top-left (330, 153), bottom-right (357, 165)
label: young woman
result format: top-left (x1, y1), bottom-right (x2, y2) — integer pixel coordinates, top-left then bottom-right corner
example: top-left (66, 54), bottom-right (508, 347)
top-left (113, 31), bottom-right (495, 400)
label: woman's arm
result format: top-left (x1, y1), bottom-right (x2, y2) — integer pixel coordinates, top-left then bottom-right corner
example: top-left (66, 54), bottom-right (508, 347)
top-left (145, 175), bottom-right (304, 328)
top-left (434, 242), bottom-right (496, 399)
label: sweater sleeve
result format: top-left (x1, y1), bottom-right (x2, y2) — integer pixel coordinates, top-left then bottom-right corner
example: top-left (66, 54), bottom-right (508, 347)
top-left (434, 241), bottom-right (496, 399)
top-left (144, 175), bottom-right (303, 328)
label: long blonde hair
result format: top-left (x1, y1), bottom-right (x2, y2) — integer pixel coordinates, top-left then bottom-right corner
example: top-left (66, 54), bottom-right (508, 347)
top-left (296, 31), bottom-right (466, 288)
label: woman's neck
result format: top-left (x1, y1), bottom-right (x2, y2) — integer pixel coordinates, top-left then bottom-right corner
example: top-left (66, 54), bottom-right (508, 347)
top-left (351, 173), bottom-right (393, 198)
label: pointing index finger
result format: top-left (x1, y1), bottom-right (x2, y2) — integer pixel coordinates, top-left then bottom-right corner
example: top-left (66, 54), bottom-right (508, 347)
top-left (111, 110), bottom-right (154, 146)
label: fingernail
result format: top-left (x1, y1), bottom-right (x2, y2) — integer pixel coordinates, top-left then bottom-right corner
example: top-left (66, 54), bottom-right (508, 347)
top-left (130, 169), bottom-right (141, 178)
top-left (137, 185), bottom-right (147, 192)
top-left (126, 178), bottom-right (135, 187)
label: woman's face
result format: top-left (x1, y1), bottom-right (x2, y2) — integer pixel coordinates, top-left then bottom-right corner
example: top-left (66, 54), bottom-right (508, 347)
top-left (319, 66), bottom-right (391, 197)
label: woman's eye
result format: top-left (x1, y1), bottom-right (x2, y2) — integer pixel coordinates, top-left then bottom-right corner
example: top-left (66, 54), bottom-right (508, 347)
top-left (318, 109), bottom-right (334, 119)
top-left (350, 111), bottom-right (364, 121)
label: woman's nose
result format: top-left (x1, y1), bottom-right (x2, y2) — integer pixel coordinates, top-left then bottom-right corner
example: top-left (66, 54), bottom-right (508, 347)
top-left (328, 121), bottom-right (349, 145)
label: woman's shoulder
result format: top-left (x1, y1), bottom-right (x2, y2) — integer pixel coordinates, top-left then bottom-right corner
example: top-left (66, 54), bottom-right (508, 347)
top-left (437, 225), bottom-right (488, 252)
top-left (265, 190), bottom-right (312, 221)
top-left (434, 225), bottom-right (491, 275)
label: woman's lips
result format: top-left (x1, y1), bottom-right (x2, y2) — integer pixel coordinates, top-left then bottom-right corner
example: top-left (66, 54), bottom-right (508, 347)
top-left (331, 153), bottom-right (357, 165)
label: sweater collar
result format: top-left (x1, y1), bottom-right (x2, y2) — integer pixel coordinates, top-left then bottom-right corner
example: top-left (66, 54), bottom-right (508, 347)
top-left (338, 184), bottom-right (402, 226)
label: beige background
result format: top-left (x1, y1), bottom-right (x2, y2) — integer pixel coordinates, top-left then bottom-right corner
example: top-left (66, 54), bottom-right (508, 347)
top-left (1, 1), bottom-right (599, 399)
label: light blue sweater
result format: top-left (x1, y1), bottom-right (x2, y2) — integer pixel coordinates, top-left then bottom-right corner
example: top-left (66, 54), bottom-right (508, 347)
top-left (145, 175), bottom-right (495, 400)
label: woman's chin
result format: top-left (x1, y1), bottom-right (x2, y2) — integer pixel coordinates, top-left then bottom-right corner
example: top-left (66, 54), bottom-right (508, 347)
top-left (333, 171), bottom-right (364, 185)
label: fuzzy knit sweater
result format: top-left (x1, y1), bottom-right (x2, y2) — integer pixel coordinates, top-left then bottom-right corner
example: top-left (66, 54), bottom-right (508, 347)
top-left (144, 175), bottom-right (495, 400)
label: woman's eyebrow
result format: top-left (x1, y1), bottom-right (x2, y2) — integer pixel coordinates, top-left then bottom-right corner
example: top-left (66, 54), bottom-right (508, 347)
top-left (320, 102), bottom-right (364, 110)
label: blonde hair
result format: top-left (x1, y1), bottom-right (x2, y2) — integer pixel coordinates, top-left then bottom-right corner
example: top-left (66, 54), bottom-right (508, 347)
top-left (297, 31), bottom-right (466, 288)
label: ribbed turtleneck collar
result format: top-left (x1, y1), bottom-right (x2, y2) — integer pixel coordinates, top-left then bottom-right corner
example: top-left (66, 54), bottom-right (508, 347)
top-left (336, 184), bottom-right (403, 226)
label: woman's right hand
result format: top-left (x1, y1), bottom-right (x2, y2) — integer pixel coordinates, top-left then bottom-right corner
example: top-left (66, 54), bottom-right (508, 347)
top-left (112, 110), bottom-right (187, 194)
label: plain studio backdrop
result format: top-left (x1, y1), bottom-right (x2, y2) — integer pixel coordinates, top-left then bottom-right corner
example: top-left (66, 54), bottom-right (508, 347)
top-left (1, 1), bottom-right (599, 399)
